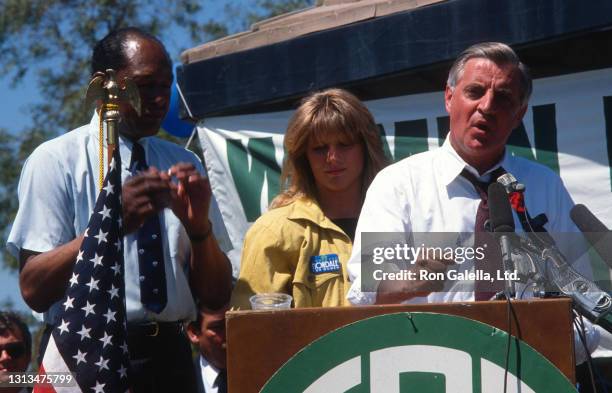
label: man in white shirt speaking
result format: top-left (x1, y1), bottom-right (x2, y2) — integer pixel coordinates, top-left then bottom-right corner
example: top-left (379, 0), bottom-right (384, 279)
top-left (346, 42), bottom-right (600, 366)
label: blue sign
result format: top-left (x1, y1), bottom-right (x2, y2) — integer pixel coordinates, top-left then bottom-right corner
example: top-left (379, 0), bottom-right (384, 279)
top-left (161, 83), bottom-right (194, 138)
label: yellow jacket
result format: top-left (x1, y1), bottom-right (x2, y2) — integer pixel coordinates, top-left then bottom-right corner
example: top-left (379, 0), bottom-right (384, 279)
top-left (231, 198), bottom-right (352, 309)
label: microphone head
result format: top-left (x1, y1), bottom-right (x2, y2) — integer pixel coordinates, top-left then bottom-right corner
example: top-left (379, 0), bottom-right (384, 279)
top-left (571, 204), bottom-right (608, 233)
top-left (497, 172), bottom-right (526, 193)
top-left (570, 204), bottom-right (612, 270)
top-left (496, 173), bottom-right (517, 190)
top-left (488, 182), bottom-right (515, 233)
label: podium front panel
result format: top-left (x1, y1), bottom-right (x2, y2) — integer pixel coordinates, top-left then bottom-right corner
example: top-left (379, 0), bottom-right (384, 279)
top-left (226, 299), bottom-right (574, 392)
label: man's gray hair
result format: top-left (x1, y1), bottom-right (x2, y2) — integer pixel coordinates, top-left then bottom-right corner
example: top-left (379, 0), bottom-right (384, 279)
top-left (447, 42), bottom-right (533, 107)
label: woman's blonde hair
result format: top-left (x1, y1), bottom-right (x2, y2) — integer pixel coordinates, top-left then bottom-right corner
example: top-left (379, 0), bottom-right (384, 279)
top-left (271, 88), bottom-right (388, 208)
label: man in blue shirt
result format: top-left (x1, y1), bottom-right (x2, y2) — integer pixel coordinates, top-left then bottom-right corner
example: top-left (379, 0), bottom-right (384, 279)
top-left (8, 28), bottom-right (233, 392)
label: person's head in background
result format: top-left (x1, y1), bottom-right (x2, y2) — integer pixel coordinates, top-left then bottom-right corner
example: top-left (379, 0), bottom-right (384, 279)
top-left (0, 311), bottom-right (32, 391)
top-left (271, 88), bottom-right (388, 213)
top-left (187, 304), bottom-right (229, 371)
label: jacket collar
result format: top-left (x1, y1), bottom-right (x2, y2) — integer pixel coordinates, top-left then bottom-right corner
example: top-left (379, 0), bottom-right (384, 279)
top-left (286, 197), bottom-right (346, 235)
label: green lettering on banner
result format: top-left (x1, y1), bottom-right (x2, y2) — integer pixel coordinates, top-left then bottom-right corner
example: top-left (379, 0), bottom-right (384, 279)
top-left (507, 104), bottom-right (560, 173)
top-left (394, 119), bottom-right (429, 161)
top-left (602, 96), bottom-right (612, 192)
top-left (226, 137), bottom-right (281, 221)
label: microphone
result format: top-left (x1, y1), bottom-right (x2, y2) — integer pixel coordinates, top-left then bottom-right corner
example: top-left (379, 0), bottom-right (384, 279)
top-left (488, 182), bottom-right (515, 232)
top-left (496, 172), bottom-right (525, 194)
top-left (489, 185), bottom-right (612, 332)
top-left (496, 171), bottom-right (554, 246)
top-left (488, 182), bottom-right (516, 297)
top-left (570, 204), bottom-right (612, 270)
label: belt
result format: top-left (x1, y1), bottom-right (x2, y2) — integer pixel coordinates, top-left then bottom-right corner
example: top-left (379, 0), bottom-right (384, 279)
top-left (127, 321), bottom-right (184, 338)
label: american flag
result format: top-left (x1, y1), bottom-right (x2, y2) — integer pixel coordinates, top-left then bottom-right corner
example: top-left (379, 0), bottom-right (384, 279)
top-left (35, 150), bottom-right (131, 393)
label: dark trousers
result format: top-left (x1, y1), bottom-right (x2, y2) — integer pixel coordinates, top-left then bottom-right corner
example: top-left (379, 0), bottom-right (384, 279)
top-left (127, 322), bottom-right (197, 393)
top-left (39, 322), bottom-right (197, 393)
top-left (577, 358), bottom-right (612, 393)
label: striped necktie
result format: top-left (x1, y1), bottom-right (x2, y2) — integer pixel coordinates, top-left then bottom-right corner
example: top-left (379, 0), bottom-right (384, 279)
top-left (460, 167), bottom-right (506, 301)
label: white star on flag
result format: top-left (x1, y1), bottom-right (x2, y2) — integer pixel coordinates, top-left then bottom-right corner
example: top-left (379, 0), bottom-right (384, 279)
top-left (95, 229), bottom-right (108, 245)
top-left (73, 349), bottom-right (87, 365)
top-left (69, 272), bottom-right (79, 287)
top-left (102, 182), bottom-right (114, 195)
top-left (57, 319), bottom-right (70, 335)
top-left (76, 324), bottom-right (92, 341)
top-left (95, 355), bottom-right (110, 371)
top-left (99, 205), bottom-right (112, 221)
top-left (118, 365), bottom-right (127, 379)
top-left (90, 253), bottom-right (104, 267)
top-left (120, 342), bottom-right (129, 355)
top-left (86, 277), bottom-right (100, 292)
top-left (99, 332), bottom-right (113, 348)
top-left (81, 301), bottom-right (96, 317)
top-left (63, 296), bottom-right (75, 311)
top-left (107, 285), bottom-right (119, 300)
top-left (103, 309), bottom-right (117, 323)
top-left (93, 381), bottom-right (106, 393)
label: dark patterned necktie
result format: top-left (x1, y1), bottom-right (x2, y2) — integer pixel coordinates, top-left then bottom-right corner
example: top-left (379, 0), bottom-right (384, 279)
top-left (130, 142), bottom-right (167, 313)
top-left (216, 369), bottom-right (227, 393)
top-left (460, 167), bottom-right (506, 301)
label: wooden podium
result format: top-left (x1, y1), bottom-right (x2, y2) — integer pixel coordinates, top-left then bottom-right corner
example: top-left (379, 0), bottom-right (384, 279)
top-left (226, 298), bottom-right (575, 392)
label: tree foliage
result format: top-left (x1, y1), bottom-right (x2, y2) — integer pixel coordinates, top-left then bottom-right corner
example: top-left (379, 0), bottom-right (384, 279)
top-left (0, 0), bottom-right (315, 273)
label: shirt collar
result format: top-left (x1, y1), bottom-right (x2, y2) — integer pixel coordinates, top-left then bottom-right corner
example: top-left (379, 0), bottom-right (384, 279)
top-left (89, 112), bottom-right (151, 169)
top-left (286, 197), bottom-right (345, 234)
top-left (89, 111), bottom-right (150, 149)
top-left (437, 134), bottom-right (509, 185)
top-left (200, 355), bottom-right (221, 388)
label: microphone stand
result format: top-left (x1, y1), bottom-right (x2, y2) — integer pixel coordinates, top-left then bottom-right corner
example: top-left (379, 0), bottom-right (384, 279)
top-left (488, 183), bottom-right (517, 300)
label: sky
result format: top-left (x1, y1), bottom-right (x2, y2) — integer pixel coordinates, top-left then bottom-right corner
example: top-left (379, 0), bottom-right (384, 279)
top-left (0, 0), bottom-right (249, 312)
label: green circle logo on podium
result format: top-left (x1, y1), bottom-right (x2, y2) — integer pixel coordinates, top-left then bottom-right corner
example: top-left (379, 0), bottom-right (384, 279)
top-left (261, 312), bottom-right (575, 393)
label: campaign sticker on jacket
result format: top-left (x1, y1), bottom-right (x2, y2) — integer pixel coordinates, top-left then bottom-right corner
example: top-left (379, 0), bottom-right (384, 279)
top-left (310, 254), bottom-right (341, 274)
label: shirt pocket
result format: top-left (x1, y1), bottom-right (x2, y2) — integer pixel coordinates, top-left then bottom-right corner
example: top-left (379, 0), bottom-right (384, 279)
top-left (297, 254), bottom-right (345, 307)
top-left (305, 270), bottom-right (343, 288)
top-left (303, 270), bottom-right (344, 307)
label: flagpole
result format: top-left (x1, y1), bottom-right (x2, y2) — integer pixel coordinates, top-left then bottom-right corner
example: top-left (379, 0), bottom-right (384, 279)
top-left (85, 69), bottom-right (141, 188)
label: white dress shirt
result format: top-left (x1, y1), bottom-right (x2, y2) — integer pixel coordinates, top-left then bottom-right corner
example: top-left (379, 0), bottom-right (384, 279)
top-left (7, 112), bottom-right (232, 323)
top-left (199, 355), bottom-right (222, 393)
top-left (348, 136), bottom-right (584, 305)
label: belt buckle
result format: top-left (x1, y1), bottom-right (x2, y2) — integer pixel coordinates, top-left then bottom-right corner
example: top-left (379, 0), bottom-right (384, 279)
top-left (147, 322), bottom-right (160, 337)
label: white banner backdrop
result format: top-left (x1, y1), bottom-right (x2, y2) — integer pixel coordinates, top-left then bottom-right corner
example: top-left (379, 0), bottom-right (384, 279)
top-left (199, 67), bottom-right (612, 276)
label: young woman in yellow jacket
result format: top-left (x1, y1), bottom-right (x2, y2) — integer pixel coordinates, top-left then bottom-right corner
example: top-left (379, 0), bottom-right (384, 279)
top-left (231, 88), bottom-right (388, 308)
